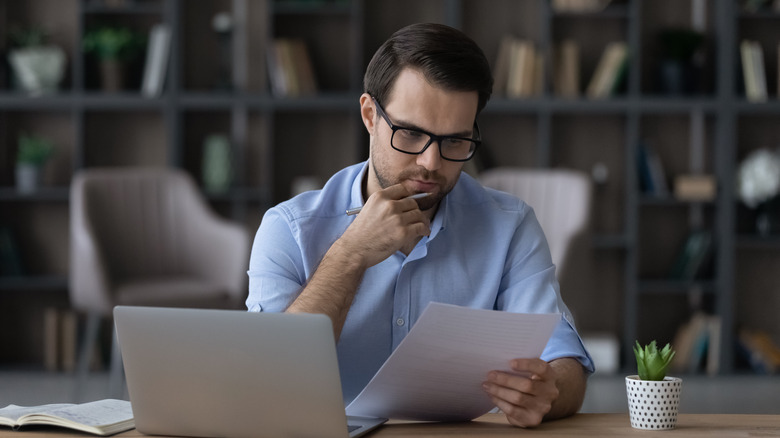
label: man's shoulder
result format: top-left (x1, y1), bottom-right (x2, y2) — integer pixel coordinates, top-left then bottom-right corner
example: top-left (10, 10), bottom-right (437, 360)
top-left (273, 163), bottom-right (363, 222)
top-left (453, 172), bottom-right (529, 215)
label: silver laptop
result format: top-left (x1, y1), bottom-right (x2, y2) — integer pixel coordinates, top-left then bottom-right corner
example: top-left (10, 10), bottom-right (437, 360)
top-left (114, 306), bottom-right (386, 438)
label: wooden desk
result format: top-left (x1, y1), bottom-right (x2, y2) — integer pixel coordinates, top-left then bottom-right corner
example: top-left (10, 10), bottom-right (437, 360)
top-left (1, 413), bottom-right (778, 437)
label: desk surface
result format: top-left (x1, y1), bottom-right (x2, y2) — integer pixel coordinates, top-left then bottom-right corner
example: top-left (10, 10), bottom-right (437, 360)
top-left (2, 413), bottom-right (778, 437)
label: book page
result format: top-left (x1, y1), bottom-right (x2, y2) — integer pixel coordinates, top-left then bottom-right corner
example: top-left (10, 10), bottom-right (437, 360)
top-left (24, 399), bottom-right (132, 428)
top-left (346, 302), bottom-right (559, 422)
top-left (0, 404), bottom-right (73, 425)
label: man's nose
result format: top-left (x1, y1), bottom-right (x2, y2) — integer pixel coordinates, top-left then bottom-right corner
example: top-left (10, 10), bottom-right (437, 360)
top-left (416, 140), bottom-right (442, 171)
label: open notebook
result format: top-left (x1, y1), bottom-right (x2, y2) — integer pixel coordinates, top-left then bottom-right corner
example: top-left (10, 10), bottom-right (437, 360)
top-left (114, 306), bottom-right (386, 438)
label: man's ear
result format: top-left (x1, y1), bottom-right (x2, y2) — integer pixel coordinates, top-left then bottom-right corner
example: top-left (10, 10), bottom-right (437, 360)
top-left (359, 93), bottom-right (376, 134)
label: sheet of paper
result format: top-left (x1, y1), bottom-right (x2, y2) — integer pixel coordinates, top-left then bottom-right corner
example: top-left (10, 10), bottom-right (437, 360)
top-left (345, 302), bottom-right (560, 422)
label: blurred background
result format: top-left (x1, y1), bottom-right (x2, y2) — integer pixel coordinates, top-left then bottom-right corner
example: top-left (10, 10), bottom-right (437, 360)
top-left (1, 0), bottom-right (779, 411)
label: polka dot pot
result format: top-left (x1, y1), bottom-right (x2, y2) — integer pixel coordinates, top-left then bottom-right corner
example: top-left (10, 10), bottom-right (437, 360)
top-left (625, 375), bottom-right (682, 430)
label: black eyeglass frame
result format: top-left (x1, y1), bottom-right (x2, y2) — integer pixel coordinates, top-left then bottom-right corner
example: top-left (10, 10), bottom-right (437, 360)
top-left (372, 96), bottom-right (481, 162)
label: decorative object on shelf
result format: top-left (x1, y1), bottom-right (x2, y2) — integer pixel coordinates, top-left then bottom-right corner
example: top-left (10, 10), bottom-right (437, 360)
top-left (658, 27), bottom-right (704, 95)
top-left (626, 341), bottom-right (681, 430)
top-left (15, 133), bottom-right (54, 194)
top-left (737, 148), bottom-right (780, 235)
top-left (551, 0), bottom-right (612, 13)
top-left (140, 24), bottom-right (172, 97)
top-left (212, 12), bottom-right (234, 91)
top-left (202, 134), bottom-right (232, 194)
top-left (267, 38), bottom-right (318, 97)
top-left (82, 25), bottom-right (145, 91)
top-left (6, 25), bottom-right (66, 95)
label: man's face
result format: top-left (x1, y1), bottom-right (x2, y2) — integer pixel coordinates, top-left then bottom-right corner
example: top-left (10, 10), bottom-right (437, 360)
top-left (361, 68), bottom-right (479, 212)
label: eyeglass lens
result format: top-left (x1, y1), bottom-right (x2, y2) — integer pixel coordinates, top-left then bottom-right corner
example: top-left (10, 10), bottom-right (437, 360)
top-left (391, 129), bottom-right (477, 161)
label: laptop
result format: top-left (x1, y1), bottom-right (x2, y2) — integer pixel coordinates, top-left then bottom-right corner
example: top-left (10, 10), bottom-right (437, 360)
top-left (113, 306), bottom-right (387, 438)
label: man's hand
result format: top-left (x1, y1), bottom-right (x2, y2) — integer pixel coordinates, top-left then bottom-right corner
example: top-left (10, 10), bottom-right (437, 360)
top-left (482, 357), bottom-right (586, 428)
top-left (339, 183), bottom-right (431, 267)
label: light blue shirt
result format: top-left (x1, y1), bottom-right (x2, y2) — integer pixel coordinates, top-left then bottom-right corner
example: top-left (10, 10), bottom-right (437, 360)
top-left (247, 161), bottom-right (594, 404)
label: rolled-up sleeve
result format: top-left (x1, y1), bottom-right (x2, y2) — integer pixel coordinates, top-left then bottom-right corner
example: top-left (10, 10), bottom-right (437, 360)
top-left (246, 207), bottom-right (306, 313)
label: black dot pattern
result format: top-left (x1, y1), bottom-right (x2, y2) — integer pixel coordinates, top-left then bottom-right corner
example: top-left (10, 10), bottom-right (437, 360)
top-left (625, 376), bottom-right (682, 430)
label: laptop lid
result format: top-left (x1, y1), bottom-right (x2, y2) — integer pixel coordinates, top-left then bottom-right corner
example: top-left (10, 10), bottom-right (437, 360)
top-left (114, 306), bottom-right (385, 438)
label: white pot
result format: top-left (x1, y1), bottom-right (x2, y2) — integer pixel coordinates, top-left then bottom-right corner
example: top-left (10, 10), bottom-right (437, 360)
top-left (16, 164), bottom-right (42, 194)
top-left (625, 375), bottom-right (682, 430)
top-left (8, 46), bottom-right (66, 95)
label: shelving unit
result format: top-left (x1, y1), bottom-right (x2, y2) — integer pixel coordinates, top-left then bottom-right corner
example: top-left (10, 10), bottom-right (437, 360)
top-left (2, 0), bottom-right (780, 374)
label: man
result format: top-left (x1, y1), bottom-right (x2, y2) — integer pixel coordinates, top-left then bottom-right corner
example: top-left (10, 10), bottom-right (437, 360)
top-left (247, 23), bottom-right (593, 428)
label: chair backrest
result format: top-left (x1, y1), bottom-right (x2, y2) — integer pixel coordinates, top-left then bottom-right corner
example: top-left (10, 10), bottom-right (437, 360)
top-left (479, 167), bottom-right (592, 277)
top-left (73, 168), bottom-right (212, 279)
top-left (70, 167), bottom-right (249, 314)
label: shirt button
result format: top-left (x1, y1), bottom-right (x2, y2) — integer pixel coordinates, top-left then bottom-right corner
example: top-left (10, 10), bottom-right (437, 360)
top-left (396, 318), bottom-right (405, 326)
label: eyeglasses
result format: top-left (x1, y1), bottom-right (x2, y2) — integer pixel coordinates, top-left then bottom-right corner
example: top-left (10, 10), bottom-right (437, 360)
top-left (372, 97), bottom-right (480, 162)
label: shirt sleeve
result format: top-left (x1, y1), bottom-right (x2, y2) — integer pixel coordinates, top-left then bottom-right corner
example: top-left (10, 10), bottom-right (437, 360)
top-left (496, 204), bottom-right (595, 373)
top-left (246, 207), bottom-right (306, 313)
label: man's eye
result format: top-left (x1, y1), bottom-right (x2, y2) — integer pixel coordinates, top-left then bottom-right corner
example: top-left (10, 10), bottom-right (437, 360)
top-left (399, 129), bottom-right (424, 139)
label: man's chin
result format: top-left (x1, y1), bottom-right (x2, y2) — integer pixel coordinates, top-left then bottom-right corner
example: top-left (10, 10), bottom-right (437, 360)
top-left (416, 194), bottom-right (442, 211)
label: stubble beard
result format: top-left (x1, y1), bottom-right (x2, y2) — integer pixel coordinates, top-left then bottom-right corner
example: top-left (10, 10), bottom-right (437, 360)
top-left (371, 157), bottom-right (455, 212)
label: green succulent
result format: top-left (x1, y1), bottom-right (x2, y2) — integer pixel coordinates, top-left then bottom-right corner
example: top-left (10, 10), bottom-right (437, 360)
top-left (82, 26), bottom-right (144, 61)
top-left (634, 340), bottom-right (675, 381)
top-left (17, 133), bottom-right (54, 167)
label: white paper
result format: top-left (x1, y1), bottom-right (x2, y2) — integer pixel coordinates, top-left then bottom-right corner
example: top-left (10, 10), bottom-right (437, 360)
top-left (346, 302), bottom-right (560, 422)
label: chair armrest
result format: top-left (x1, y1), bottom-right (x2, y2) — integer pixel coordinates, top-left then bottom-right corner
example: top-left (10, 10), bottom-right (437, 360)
top-left (69, 176), bottom-right (113, 315)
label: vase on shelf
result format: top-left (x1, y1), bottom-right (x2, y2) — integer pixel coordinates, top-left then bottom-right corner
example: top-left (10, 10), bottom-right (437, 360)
top-left (755, 195), bottom-right (780, 237)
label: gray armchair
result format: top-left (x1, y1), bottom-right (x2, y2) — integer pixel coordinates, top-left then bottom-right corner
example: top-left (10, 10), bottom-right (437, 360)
top-left (478, 167), bottom-right (592, 278)
top-left (69, 167), bottom-right (250, 398)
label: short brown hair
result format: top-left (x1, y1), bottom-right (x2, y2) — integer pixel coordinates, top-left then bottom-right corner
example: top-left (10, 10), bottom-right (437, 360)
top-left (364, 23), bottom-right (493, 115)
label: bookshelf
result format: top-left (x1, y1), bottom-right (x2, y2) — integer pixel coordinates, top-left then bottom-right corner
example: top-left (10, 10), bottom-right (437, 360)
top-left (2, 0), bottom-right (780, 374)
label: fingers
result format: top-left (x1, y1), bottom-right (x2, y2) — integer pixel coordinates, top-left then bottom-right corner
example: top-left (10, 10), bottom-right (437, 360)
top-left (482, 359), bottom-right (559, 428)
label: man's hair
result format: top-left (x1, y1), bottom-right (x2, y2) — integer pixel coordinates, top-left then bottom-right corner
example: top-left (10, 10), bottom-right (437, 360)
top-left (364, 23), bottom-right (493, 115)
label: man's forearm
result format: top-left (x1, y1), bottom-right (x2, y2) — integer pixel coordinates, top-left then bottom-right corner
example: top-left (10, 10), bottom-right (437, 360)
top-left (285, 240), bottom-right (367, 340)
top-left (544, 357), bottom-right (587, 421)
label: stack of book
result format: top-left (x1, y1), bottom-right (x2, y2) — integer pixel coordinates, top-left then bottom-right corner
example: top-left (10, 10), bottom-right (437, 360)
top-left (670, 312), bottom-right (722, 376)
top-left (267, 38), bottom-right (318, 97)
top-left (553, 39), bottom-right (581, 98)
top-left (586, 41), bottom-right (628, 99)
top-left (493, 36), bottom-right (543, 98)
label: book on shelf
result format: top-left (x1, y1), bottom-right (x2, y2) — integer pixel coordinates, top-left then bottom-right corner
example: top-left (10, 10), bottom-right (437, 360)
top-left (43, 308), bottom-right (79, 372)
top-left (553, 39), bottom-right (580, 98)
top-left (266, 38), bottom-right (317, 97)
top-left (740, 40), bottom-right (767, 102)
top-left (493, 36), bottom-right (541, 98)
top-left (738, 329), bottom-right (780, 374)
top-left (637, 142), bottom-right (669, 196)
top-left (670, 312), bottom-right (722, 375)
top-left (0, 226), bottom-right (24, 277)
top-left (0, 399), bottom-right (134, 436)
top-left (673, 174), bottom-right (717, 202)
top-left (668, 229), bottom-right (713, 281)
top-left (586, 41), bottom-right (628, 99)
top-left (141, 24), bottom-right (172, 97)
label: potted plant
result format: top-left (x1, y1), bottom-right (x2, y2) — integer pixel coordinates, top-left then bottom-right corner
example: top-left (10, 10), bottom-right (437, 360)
top-left (82, 25), bottom-right (144, 91)
top-left (16, 133), bottom-right (54, 193)
top-left (6, 25), bottom-right (66, 95)
top-left (626, 340), bottom-right (681, 430)
top-left (737, 148), bottom-right (780, 235)
top-left (658, 27), bottom-right (704, 95)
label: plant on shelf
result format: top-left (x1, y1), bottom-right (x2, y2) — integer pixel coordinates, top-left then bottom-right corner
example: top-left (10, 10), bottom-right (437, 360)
top-left (625, 340), bottom-right (681, 431)
top-left (16, 133), bottom-right (55, 194)
top-left (82, 25), bottom-right (145, 91)
top-left (6, 25), bottom-right (66, 95)
top-left (658, 27), bottom-right (704, 95)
